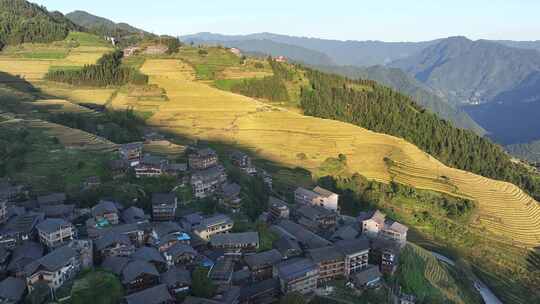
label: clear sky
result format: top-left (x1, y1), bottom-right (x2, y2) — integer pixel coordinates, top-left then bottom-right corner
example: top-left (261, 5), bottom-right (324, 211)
top-left (32, 0), bottom-right (540, 42)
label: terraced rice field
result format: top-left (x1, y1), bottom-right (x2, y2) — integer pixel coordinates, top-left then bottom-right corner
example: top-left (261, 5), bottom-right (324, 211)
top-left (403, 243), bottom-right (475, 304)
top-left (0, 112), bottom-right (117, 152)
top-left (128, 59), bottom-right (540, 248)
top-left (25, 119), bottom-right (118, 152)
top-left (32, 99), bottom-right (101, 115)
top-left (0, 58), bottom-right (53, 81)
top-left (221, 66), bottom-right (273, 79)
top-left (35, 82), bottom-right (115, 106)
top-left (144, 140), bottom-right (186, 158)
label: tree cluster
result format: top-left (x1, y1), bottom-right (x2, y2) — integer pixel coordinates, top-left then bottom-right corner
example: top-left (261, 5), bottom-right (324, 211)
top-left (300, 68), bottom-right (540, 199)
top-left (231, 76), bottom-right (289, 102)
top-left (48, 109), bottom-right (144, 144)
top-left (46, 50), bottom-right (148, 87)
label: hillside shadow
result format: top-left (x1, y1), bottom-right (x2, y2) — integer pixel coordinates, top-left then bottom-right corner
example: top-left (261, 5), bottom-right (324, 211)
top-left (0, 70), bottom-right (315, 201)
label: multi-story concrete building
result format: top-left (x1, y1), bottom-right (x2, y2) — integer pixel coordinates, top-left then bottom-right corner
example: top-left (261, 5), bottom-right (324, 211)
top-left (294, 186), bottom-right (339, 212)
top-left (91, 200), bottom-right (120, 225)
top-left (273, 258), bottom-right (319, 295)
top-left (381, 220), bottom-right (409, 244)
top-left (95, 231), bottom-right (135, 260)
top-left (219, 183), bottom-right (242, 212)
top-left (245, 249), bottom-right (283, 281)
top-left (152, 193), bottom-right (178, 221)
top-left (358, 210), bottom-right (408, 243)
top-left (370, 238), bottom-right (401, 275)
top-left (163, 243), bottom-right (197, 267)
top-left (335, 238), bottom-right (370, 276)
top-left (188, 148), bottom-right (218, 171)
top-left (357, 210), bottom-right (386, 238)
top-left (25, 246), bottom-right (81, 291)
top-left (0, 200), bottom-right (7, 225)
top-left (209, 232), bottom-right (259, 255)
top-left (119, 142), bottom-right (144, 167)
top-left (307, 246), bottom-right (345, 284)
top-left (192, 214), bottom-right (233, 241)
top-left (191, 165), bottom-right (227, 199)
top-left (296, 204), bottom-right (337, 232)
top-left (135, 155), bottom-right (169, 178)
top-left (268, 197), bottom-right (289, 222)
top-left (36, 218), bottom-right (75, 249)
top-left (230, 151), bottom-right (256, 175)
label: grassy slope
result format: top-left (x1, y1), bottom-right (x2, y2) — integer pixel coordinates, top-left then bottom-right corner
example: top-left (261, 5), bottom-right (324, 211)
top-left (397, 243), bottom-right (482, 304)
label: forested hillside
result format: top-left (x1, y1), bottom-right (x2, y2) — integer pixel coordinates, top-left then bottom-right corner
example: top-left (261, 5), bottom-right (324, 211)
top-left (0, 0), bottom-right (81, 49)
top-left (66, 10), bottom-right (153, 47)
top-left (299, 67), bottom-right (540, 199)
top-left (313, 64), bottom-right (485, 135)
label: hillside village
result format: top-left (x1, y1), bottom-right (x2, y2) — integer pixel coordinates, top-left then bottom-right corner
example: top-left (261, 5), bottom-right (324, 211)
top-left (0, 135), bottom-right (413, 304)
top-left (2, 2), bottom-right (540, 303)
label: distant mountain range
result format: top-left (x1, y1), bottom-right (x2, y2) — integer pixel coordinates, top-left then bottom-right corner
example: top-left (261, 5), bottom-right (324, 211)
top-left (183, 37), bottom-right (336, 66)
top-left (390, 36), bottom-right (540, 105)
top-left (181, 32), bottom-right (439, 67)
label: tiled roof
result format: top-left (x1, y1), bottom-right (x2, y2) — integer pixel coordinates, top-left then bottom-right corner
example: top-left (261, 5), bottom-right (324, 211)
top-left (357, 210), bottom-right (385, 225)
top-left (275, 258), bottom-right (317, 281)
top-left (335, 238), bottom-right (370, 256)
top-left (25, 246), bottom-right (77, 275)
top-left (352, 265), bottom-right (381, 285)
top-left (191, 166), bottom-right (226, 182)
top-left (221, 183), bottom-right (241, 197)
top-left (312, 186), bottom-right (337, 198)
top-left (273, 220), bottom-right (331, 249)
top-left (7, 242), bottom-right (43, 272)
top-left (119, 142), bottom-right (143, 152)
top-left (101, 256), bottom-right (130, 275)
top-left (183, 297), bottom-right (221, 304)
top-left (132, 246), bottom-right (166, 264)
top-left (210, 232), bottom-right (259, 247)
top-left (152, 193), bottom-right (176, 206)
top-left (192, 148), bottom-right (216, 158)
top-left (273, 237), bottom-right (302, 257)
top-left (95, 231), bottom-right (132, 251)
top-left (92, 200), bottom-right (118, 217)
top-left (195, 214), bottom-right (232, 231)
top-left (385, 220), bottom-right (409, 234)
top-left (166, 243), bottom-right (197, 258)
top-left (125, 284), bottom-right (173, 304)
top-left (239, 278), bottom-right (279, 301)
top-left (297, 204), bottom-right (334, 221)
top-left (331, 225), bottom-right (359, 241)
top-left (36, 218), bottom-right (71, 234)
top-left (36, 193), bottom-right (66, 205)
top-left (308, 246), bottom-right (344, 263)
top-left (0, 277), bottom-right (26, 302)
top-left (122, 260), bottom-right (159, 283)
top-left (160, 266), bottom-right (191, 287)
top-left (244, 249), bottom-right (282, 269)
top-left (121, 207), bottom-right (148, 224)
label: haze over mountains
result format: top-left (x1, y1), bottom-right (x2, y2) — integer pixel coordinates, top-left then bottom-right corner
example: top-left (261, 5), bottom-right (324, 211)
top-left (184, 32), bottom-right (540, 160)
